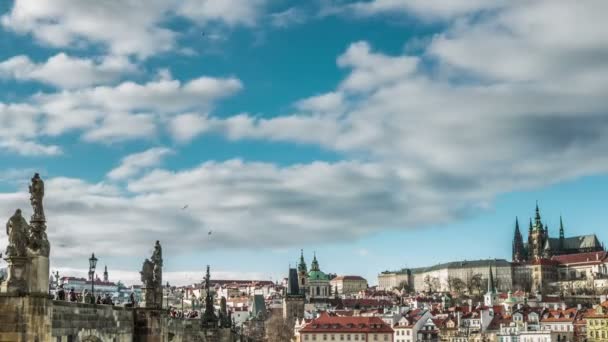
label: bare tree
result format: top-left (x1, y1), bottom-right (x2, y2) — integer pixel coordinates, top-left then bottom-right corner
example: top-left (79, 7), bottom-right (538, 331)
top-left (464, 272), bottom-right (483, 295)
top-left (448, 277), bottom-right (466, 294)
top-left (265, 314), bottom-right (295, 342)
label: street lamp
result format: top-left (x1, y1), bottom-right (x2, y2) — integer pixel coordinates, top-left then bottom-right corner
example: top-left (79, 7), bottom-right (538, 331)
top-left (89, 253), bottom-right (98, 306)
top-left (181, 288), bottom-right (185, 316)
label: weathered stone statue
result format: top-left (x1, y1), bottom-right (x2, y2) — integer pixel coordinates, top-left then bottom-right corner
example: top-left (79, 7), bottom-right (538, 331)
top-left (140, 241), bottom-right (163, 308)
top-left (29, 173), bottom-right (44, 221)
top-left (5, 209), bottom-right (29, 257)
top-left (28, 173), bottom-right (50, 257)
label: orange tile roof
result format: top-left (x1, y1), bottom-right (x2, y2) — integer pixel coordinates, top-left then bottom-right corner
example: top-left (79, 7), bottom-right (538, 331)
top-left (300, 314), bottom-right (394, 334)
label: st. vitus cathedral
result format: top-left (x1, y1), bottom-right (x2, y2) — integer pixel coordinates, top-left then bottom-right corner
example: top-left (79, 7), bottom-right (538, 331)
top-left (512, 203), bottom-right (603, 262)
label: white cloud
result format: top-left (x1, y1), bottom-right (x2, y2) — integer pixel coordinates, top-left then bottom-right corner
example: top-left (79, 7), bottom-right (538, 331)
top-left (0, 53), bottom-right (137, 89)
top-left (0, 103), bottom-right (61, 156)
top-left (168, 113), bottom-right (212, 143)
top-left (1, 0), bottom-right (267, 58)
top-left (333, 0), bottom-right (506, 20)
top-left (270, 7), bottom-right (308, 28)
top-left (108, 147), bottom-right (174, 180)
top-left (0, 139), bottom-right (62, 156)
top-left (32, 74), bottom-right (241, 141)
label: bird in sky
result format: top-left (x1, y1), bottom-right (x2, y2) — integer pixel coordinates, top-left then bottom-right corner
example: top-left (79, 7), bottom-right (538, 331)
top-left (182, 204), bottom-right (189, 210)
top-left (208, 230), bottom-right (212, 236)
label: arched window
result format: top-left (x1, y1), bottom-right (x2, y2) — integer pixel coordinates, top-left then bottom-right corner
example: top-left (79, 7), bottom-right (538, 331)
top-left (317, 287), bottom-right (320, 296)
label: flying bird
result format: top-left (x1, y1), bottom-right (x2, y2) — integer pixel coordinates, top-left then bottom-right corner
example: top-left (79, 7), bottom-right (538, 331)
top-left (208, 230), bottom-right (212, 236)
top-left (181, 205), bottom-right (189, 210)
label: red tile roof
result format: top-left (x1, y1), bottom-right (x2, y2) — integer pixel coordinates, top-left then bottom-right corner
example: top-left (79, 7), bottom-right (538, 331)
top-left (300, 313), bottom-right (393, 334)
top-left (551, 251), bottom-right (608, 266)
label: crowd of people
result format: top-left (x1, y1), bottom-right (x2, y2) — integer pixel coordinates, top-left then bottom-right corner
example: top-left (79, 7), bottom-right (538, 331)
top-left (53, 284), bottom-right (135, 306)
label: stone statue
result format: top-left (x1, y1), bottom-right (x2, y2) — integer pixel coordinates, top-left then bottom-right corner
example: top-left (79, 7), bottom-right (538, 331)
top-left (151, 240), bottom-right (162, 267)
top-left (5, 209), bottom-right (29, 257)
top-left (140, 259), bottom-right (154, 287)
top-left (28, 173), bottom-right (50, 257)
top-left (140, 241), bottom-right (163, 308)
top-left (29, 173), bottom-right (45, 220)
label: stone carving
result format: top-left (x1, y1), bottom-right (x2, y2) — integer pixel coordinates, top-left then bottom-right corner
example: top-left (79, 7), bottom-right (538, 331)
top-left (140, 259), bottom-right (154, 287)
top-left (5, 209), bottom-right (29, 257)
top-left (28, 173), bottom-right (50, 257)
top-left (29, 173), bottom-right (45, 221)
top-left (140, 241), bottom-right (163, 308)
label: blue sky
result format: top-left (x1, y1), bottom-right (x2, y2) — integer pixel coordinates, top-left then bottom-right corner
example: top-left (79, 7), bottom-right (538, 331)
top-left (1, 0), bottom-right (608, 285)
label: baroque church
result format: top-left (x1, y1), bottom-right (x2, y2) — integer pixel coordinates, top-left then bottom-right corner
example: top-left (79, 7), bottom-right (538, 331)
top-left (512, 203), bottom-right (604, 262)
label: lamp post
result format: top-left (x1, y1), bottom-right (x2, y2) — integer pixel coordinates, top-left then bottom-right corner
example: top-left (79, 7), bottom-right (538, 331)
top-left (181, 288), bottom-right (185, 316)
top-left (89, 253), bottom-right (98, 306)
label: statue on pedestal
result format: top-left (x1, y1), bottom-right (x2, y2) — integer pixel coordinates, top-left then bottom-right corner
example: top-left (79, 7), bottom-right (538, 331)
top-left (28, 173), bottom-right (50, 257)
top-left (5, 209), bottom-right (29, 258)
top-left (140, 241), bottom-right (163, 308)
top-left (2, 173), bottom-right (51, 295)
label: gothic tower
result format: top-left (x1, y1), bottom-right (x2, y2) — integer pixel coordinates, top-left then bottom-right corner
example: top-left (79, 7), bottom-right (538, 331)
top-left (512, 217), bottom-right (525, 262)
top-left (528, 203), bottom-right (548, 260)
top-left (297, 249), bottom-right (308, 296)
top-left (559, 216), bottom-right (565, 251)
top-left (103, 265), bottom-right (109, 282)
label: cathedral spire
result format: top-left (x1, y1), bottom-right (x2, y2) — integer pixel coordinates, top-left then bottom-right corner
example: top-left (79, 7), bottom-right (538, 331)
top-left (529, 218), bottom-right (533, 234)
top-left (103, 265), bottom-right (108, 282)
top-left (559, 216), bottom-right (565, 239)
top-left (487, 265), bottom-right (495, 294)
top-left (513, 217), bottom-right (525, 262)
top-left (298, 249), bottom-right (307, 274)
top-left (311, 252), bottom-right (320, 272)
top-left (534, 202), bottom-right (543, 231)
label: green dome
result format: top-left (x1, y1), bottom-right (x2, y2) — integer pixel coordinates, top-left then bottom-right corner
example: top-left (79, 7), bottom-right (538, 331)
top-left (308, 270), bottom-right (329, 281)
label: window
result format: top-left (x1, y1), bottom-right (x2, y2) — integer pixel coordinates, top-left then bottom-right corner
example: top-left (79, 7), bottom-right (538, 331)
top-left (374, 334), bottom-right (378, 341)
top-left (324, 334), bottom-right (327, 341)
top-left (347, 334), bottom-right (351, 341)
top-left (384, 335), bottom-right (389, 341)
top-left (340, 335), bottom-right (344, 341)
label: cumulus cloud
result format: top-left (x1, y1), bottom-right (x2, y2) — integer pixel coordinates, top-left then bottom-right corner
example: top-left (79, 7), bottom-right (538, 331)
top-left (0, 53), bottom-right (137, 89)
top-left (1, 0), bottom-right (267, 58)
top-left (108, 147), bottom-right (174, 180)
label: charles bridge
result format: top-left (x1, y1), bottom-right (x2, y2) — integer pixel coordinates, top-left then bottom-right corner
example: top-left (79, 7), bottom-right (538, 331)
top-left (0, 174), bottom-right (241, 342)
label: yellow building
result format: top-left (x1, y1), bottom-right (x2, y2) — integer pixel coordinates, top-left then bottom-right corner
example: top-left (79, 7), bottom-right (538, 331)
top-left (587, 301), bottom-right (608, 341)
top-left (330, 275), bottom-right (368, 295)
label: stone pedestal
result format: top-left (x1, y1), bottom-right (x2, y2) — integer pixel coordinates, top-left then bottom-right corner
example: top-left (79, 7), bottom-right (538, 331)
top-left (28, 254), bottom-right (49, 295)
top-left (1, 256), bottom-right (30, 295)
top-left (141, 287), bottom-right (163, 309)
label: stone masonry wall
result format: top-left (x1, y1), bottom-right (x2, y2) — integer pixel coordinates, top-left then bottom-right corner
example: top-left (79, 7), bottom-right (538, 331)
top-left (0, 294), bottom-right (53, 342)
top-left (51, 300), bottom-right (134, 342)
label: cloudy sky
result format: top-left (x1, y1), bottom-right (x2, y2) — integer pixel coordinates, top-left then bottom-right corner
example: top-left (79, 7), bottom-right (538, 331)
top-left (1, 0), bottom-right (608, 286)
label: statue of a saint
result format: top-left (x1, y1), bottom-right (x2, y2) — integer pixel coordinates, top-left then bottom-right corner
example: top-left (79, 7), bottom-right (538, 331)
top-left (29, 173), bottom-right (45, 221)
top-left (5, 209), bottom-right (29, 257)
top-left (151, 240), bottom-right (162, 267)
top-left (140, 259), bottom-right (154, 287)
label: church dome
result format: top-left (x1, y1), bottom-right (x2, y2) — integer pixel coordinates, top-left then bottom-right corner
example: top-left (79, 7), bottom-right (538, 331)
top-left (308, 270), bottom-right (329, 281)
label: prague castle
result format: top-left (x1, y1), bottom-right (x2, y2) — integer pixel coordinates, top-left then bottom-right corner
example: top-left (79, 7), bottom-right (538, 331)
top-left (512, 203), bottom-right (603, 262)
top-left (379, 203), bottom-right (608, 294)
